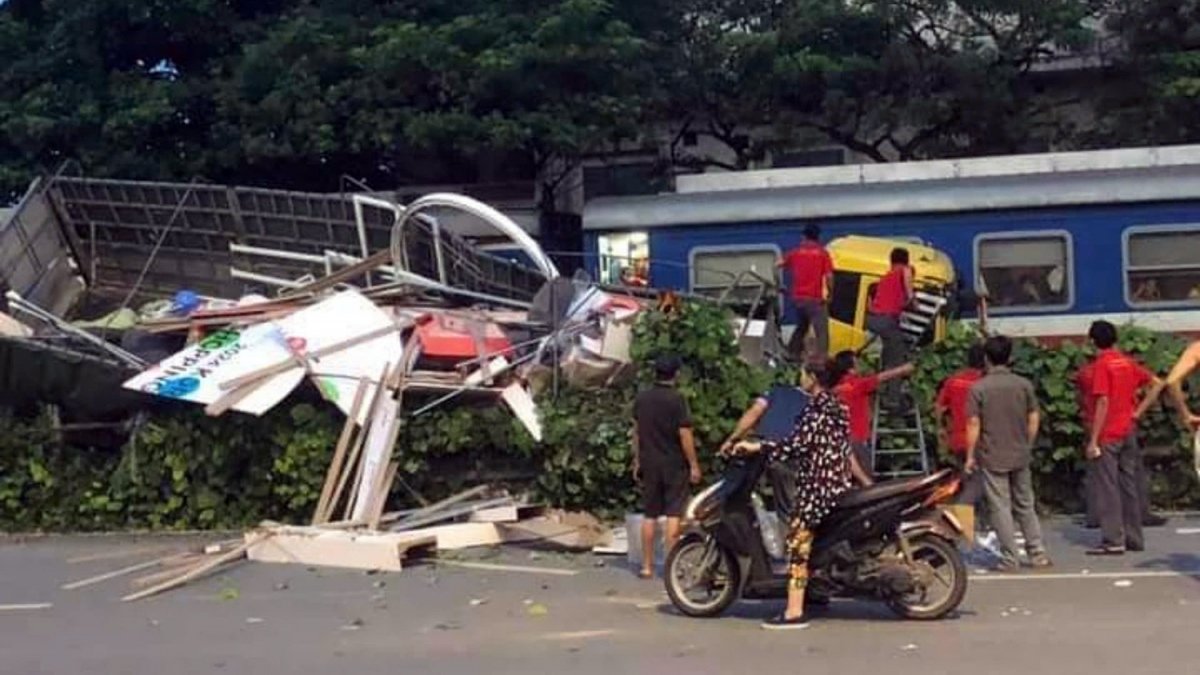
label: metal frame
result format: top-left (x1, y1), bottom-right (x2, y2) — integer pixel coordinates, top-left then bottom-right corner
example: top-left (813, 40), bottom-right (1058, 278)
top-left (972, 229), bottom-right (1076, 315)
top-left (35, 175), bottom-right (547, 306)
top-left (687, 243), bottom-right (782, 295)
top-left (1121, 223), bottom-right (1200, 310)
top-left (0, 177), bottom-right (83, 314)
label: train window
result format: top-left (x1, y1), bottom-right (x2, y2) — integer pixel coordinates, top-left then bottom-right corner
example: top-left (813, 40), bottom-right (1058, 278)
top-left (690, 246), bottom-right (781, 302)
top-left (974, 232), bottom-right (1073, 312)
top-left (597, 232), bottom-right (649, 287)
top-left (1124, 227), bottom-right (1200, 306)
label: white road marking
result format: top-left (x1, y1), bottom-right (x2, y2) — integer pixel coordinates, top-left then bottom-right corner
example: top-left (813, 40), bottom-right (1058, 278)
top-left (971, 569), bottom-right (1200, 582)
top-left (436, 560), bottom-right (578, 576)
top-left (1175, 528), bottom-right (1200, 535)
top-left (0, 603), bottom-right (52, 612)
top-left (62, 559), bottom-right (163, 590)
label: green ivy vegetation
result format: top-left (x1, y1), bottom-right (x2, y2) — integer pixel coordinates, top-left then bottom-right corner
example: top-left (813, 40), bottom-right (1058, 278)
top-left (2, 304), bottom-right (1198, 532)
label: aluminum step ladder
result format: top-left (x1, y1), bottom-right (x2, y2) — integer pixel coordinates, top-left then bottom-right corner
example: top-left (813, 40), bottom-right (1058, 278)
top-left (869, 383), bottom-right (930, 479)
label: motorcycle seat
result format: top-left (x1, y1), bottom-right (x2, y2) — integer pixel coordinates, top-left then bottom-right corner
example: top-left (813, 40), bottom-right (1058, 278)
top-left (835, 469), bottom-right (953, 509)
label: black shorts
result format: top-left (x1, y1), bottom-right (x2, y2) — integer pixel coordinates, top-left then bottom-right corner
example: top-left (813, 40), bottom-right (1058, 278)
top-left (641, 463), bottom-right (689, 518)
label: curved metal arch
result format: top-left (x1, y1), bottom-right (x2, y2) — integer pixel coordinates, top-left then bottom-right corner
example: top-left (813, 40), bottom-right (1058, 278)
top-left (389, 192), bottom-right (559, 282)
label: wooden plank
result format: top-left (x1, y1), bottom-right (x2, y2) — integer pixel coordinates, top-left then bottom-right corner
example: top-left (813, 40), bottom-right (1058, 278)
top-left (204, 374), bottom-right (276, 417)
top-left (326, 362), bottom-right (391, 523)
top-left (411, 522), bottom-right (503, 550)
top-left (391, 496), bottom-right (515, 532)
top-left (121, 534), bottom-right (266, 603)
top-left (312, 377), bottom-right (370, 525)
top-left (278, 249), bottom-right (393, 299)
top-left (468, 504), bottom-right (520, 523)
top-left (329, 425), bottom-right (367, 524)
top-left (349, 393), bottom-right (400, 521)
top-left (245, 527), bottom-right (434, 572)
top-left (391, 485), bottom-right (489, 526)
top-left (344, 363), bottom-right (397, 521)
top-left (218, 322), bottom-right (405, 393)
top-left (367, 461), bottom-right (399, 532)
top-left (131, 560), bottom-right (207, 589)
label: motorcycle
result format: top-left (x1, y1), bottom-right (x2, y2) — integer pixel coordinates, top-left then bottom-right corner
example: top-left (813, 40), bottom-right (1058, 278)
top-left (664, 452), bottom-right (970, 620)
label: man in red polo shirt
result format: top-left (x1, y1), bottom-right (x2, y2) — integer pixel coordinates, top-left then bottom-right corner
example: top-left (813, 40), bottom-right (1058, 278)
top-left (867, 247), bottom-right (914, 411)
top-left (935, 343), bottom-right (986, 501)
top-left (1084, 320), bottom-right (1164, 555)
top-left (778, 223), bottom-right (835, 367)
top-left (831, 350), bottom-right (914, 479)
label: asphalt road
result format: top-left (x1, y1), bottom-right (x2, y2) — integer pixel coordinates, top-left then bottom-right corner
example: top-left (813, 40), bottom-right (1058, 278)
top-left (4, 517), bottom-right (1200, 675)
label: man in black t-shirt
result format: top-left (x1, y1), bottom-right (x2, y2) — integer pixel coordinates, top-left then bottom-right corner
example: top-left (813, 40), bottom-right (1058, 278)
top-left (632, 355), bottom-right (700, 579)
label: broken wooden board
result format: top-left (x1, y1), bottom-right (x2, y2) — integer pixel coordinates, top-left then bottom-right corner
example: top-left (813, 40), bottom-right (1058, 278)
top-left (245, 527), bottom-right (434, 572)
top-left (467, 504), bottom-right (520, 523)
top-left (467, 503), bottom-right (545, 523)
top-left (414, 522), bottom-right (503, 550)
top-left (496, 512), bottom-right (607, 551)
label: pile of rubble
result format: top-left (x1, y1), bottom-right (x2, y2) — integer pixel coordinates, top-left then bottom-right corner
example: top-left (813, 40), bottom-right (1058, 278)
top-left (57, 483), bottom-right (615, 602)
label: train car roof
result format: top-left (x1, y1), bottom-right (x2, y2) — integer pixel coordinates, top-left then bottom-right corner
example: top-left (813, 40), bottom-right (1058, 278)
top-left (583, 143), bottom-right (1200, 231)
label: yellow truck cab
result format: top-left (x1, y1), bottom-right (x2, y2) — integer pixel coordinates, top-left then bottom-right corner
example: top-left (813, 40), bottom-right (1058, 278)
top-left (824, 235), bottom-right (957, 355)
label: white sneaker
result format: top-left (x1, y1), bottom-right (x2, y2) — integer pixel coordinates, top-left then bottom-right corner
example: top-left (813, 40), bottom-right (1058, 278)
top-left (976, 531), bottom-right (1000, 555)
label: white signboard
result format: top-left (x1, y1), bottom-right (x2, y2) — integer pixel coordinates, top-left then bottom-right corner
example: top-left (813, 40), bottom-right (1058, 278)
top-left (124, 290), bottom-right (403, 421)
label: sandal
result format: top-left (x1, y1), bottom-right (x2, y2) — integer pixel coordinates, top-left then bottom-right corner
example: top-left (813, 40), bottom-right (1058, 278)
top-left (762, 613), bottom-right (811, 630)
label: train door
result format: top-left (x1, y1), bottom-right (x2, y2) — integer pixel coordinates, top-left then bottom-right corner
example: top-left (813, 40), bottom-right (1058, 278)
top-left (597, 232), bottom-right (649, 287)
top-left (827, 270), bottom-right (879, 354)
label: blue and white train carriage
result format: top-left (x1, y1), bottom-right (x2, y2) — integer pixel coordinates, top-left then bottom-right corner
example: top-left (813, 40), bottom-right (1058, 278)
top-left (580, 144), bottom-right (1200, 342)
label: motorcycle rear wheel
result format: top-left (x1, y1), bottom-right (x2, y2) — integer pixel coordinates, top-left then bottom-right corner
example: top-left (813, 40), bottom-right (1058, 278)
top-left (664, 534), bottom-right (740, 618)
top-left (886, 533), bottom-right (968, 620)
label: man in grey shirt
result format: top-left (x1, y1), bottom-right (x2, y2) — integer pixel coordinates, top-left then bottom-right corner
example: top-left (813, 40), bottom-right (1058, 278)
top-left (965, 335), bottom-right (1053, 572)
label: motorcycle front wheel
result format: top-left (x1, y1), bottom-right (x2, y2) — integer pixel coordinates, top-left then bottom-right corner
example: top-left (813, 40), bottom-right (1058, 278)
top-left (886, 533), bottom-right (968, 620)
top-left (664, 534), bottom-right (740, 618)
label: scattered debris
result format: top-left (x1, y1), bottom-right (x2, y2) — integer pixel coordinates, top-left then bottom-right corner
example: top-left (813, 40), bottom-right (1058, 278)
top-left (245, 617), bottom-right (264, 624)
top-left (901, 644), bottom-right (919, 652)
top-left (340, 618), bottom-right (365, 631)
top-left (1113, 580), bottom-right (1133, 588)
top-left (245, 526), bottom-right (433, 572)
top-left (217, 587), bottom-right (240, 601)
top-left (527, 603), bottom-right (549, 617)
top-left (273, 581), bottom-right (290, 592)
top-left (0, 603), bottom-right (53, 612)
top-left (469, 598), bottom-right (489, 607)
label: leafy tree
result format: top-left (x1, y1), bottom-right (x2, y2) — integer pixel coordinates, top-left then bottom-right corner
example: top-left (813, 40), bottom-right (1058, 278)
top-left (770, 0), bottom-right (1103, 161)
top-left (347, 0), bottom-right (656, 207)
top-left (1088, 0), bottom-right (1200, 147)
top-left (648, 0), bottom-right (790, 171)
